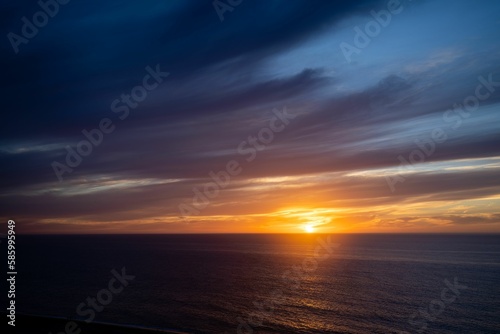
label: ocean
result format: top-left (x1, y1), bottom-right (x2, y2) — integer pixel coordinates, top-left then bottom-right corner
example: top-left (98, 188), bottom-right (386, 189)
top-left (7, 234), bottom-right (500, 333)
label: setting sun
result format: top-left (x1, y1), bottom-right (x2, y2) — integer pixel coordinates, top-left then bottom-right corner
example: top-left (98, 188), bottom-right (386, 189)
top-left (304, 225), bottom-right (315, 233)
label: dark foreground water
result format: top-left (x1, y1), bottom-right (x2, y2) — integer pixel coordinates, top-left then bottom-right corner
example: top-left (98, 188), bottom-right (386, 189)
top-left (5, 234), bottom-right (500, 333)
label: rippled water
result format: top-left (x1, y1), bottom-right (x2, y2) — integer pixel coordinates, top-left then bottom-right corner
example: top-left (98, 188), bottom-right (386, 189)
top-left (11, 234), bottom-right (500, 333)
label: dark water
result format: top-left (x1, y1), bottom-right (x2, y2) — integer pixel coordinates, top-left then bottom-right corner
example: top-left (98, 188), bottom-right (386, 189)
top-left (5, 234), bottom-right (500, 333)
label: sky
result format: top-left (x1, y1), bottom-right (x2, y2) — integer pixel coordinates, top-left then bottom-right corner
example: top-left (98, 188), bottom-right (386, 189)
top-left (1, 0), bottom-right (500, 234)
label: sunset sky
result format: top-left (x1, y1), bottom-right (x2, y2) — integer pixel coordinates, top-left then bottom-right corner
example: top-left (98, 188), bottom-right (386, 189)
top-left (1, 0), bottom-right (500, 234)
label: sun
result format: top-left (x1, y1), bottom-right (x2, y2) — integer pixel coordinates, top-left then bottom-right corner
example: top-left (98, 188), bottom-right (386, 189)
top-left (304, 225), bottom-right (315, 233)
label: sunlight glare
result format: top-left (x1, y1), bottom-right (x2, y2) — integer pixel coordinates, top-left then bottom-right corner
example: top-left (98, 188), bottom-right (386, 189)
top-left (304, 225), bottom-right (315, 233)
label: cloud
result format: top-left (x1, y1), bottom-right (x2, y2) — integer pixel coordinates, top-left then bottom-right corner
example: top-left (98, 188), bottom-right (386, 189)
top-left (1, 0), bottom-right (500, 233)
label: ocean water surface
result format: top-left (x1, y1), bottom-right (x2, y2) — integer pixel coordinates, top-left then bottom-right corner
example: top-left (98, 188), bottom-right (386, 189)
top-left (9, 234), bottom-right (500, 333)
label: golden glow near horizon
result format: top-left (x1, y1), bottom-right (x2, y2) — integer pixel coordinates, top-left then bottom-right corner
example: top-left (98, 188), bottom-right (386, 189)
top-left (304, 225), bottom-right (315, 233)
top-left (12, 157), bottom-right (500, 234)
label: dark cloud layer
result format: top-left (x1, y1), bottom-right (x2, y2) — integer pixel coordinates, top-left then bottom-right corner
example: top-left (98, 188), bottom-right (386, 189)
top-left (1, 0), bottom-right (500, 232)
